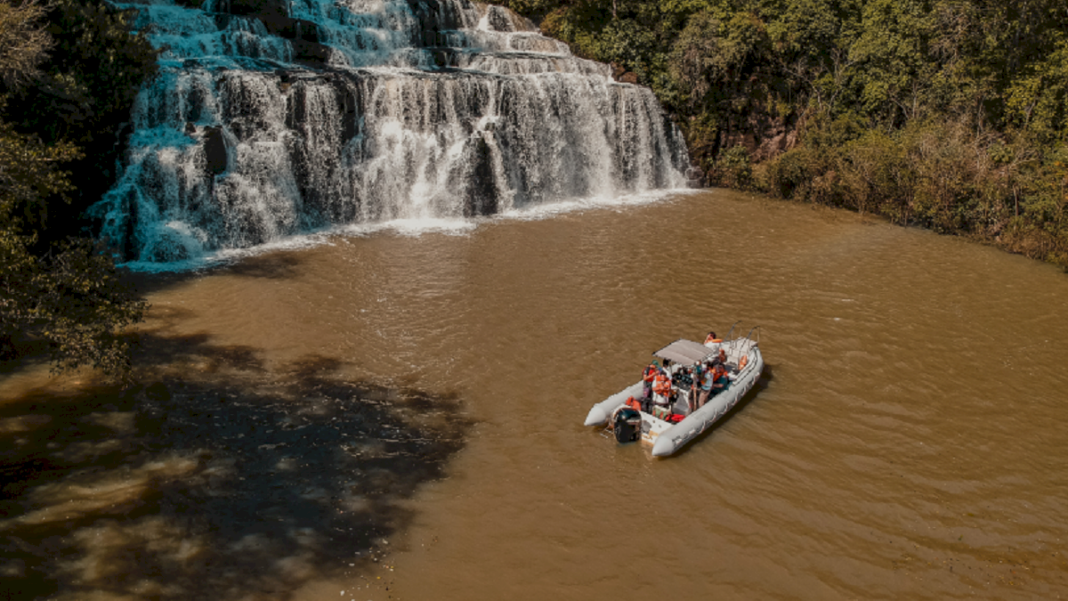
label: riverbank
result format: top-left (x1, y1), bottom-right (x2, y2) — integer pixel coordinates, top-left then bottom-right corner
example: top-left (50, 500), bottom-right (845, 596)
top-left (721, 118), bottom-right (1068, 271)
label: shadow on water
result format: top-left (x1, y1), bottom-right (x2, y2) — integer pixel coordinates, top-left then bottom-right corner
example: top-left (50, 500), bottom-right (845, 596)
top-left (120, 250), bottom-right (311, 298)
top-left (0, 329), bottom-right (472, 601)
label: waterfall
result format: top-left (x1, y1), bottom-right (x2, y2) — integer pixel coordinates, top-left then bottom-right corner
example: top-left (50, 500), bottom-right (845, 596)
top-left (91, 0), bottom-right (690, 262)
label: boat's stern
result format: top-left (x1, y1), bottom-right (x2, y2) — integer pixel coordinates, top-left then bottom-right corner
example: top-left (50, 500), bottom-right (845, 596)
top-left (640, 413), bottom-right (673, 448)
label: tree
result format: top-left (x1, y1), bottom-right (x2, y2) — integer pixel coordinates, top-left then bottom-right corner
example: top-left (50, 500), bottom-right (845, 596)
top-left (0, 0), bottom-right (52, 88)
top-left (1, 0), bottom-right (158, 238)
top-left (0, 0), bottom-right (146, 377)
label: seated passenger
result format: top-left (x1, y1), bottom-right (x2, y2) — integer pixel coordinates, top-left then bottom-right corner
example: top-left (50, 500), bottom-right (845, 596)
top-left (715, 347), bottom-right (727, 366)
top-left (703, 331), bottom-right (722, 348)
top-left (711, 364), bottom-right (730, 395)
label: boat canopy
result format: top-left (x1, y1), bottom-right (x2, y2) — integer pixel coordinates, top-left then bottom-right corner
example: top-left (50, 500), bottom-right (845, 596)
top-left (653, 339), bottom-right (714, 365)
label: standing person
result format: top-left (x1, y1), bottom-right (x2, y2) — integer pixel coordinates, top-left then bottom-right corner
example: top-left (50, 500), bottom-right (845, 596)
top-left (652, 367), bottom-right (672, 410)
top-left (674, 367), bottom-right (693, 414)
top-left (689, 363), bottom-right (703, 413)
top-left (641, 361), bottom-right (659, 409)
top-left (697, 361), bottom-right (714, 408)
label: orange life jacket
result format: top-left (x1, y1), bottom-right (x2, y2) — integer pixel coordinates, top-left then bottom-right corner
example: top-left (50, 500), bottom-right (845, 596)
top-left (705, 334), bottom-right (722, 345)
top-left (712, 365), bottom-right (729, 383)
top-left (652, 373), bottom-right (672, 395)
top-left (643, 365), bottom-right (658, 381)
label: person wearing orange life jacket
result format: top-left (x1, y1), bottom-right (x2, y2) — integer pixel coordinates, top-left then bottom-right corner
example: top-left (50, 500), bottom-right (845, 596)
top-left (651, 368), bottom-right (672, 408)
top-left (710, 363), bottom-right (731, 396)
top-left (641, 360), bottom-right (659, 405)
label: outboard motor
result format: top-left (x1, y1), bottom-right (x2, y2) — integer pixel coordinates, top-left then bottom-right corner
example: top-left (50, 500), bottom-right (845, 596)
top-left (613, 407), bottom-right (642, 443)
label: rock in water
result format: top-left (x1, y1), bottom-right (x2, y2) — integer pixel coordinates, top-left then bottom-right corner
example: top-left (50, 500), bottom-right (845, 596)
top-left (203, 125), bottom-right (229, 175)
top-left (91, 0), bottom-right (690, 262)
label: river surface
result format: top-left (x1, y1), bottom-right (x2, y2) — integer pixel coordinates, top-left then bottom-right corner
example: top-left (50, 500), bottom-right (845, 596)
top-left (3, 189), bottom-right (1068, 600)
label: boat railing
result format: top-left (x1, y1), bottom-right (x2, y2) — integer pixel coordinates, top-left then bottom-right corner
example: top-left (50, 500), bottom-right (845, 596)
top-left (743, 325), bottom-right (761, 355)
top-left (725, 320), bottom-right (741, 342)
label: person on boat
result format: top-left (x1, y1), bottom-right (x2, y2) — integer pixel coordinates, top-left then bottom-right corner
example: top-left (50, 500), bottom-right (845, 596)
top-left (651, 367), bottom-right (672, 408)
top-left (704, 330), bottom-right (722, 349)
top-left (697, 361), bottom-right (714, 408)
top-left (641, 361), bottom-right (659, 407)
top-left (689, 363), bottom-right (704, 413)
top-left (710, 363), bottom-right (730, 395)
top-left (715, 347), bottom-right (728, 366)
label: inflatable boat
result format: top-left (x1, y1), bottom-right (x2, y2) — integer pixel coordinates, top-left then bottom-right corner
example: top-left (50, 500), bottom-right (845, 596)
top-left (584, 329), bottom-right (764, 457)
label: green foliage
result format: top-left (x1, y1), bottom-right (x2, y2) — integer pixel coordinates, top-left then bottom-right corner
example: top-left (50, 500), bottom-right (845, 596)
top-left (1005, 36), bottom-right (1068, 139)
top-left (711, 144), bottom-right (754, 189)
top-left (847, 0), bottom-right (935, 123)
top-left (1, 0), bottom-right (158, 234)
top-left (0, 122), bottom-right (146, 374)
top-left (0, 0), bottom-right (149, 375)
top-left (0, 116), bottom-right (82, 232)
top-left (1, 232), bottom-right (146, 375)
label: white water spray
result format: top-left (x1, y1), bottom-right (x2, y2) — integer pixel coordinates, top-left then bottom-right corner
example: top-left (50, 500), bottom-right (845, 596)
top-left (92, 0), bottom-right (690, 262)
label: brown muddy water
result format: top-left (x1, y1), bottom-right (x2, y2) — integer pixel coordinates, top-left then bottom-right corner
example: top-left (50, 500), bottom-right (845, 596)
top-left (3, 189), bottom-right (1068, 600)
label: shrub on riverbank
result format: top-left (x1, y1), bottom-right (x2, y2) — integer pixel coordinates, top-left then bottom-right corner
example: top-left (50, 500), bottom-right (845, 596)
top-left (759, 118), bottom-right (1068, 266)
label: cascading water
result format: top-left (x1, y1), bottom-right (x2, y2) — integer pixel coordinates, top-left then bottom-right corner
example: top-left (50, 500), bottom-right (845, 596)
top-left (91, 0), bottom-right (690, 262)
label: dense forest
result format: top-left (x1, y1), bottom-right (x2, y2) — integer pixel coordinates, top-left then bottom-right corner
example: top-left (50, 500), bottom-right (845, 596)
top-left (496, 0), bottom-right (1068, 267)
top-left (2, 0), bottom-right (1067, 375)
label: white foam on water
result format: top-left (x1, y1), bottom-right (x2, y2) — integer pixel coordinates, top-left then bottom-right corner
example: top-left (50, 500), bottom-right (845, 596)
top-left (336, 216), bottom-right (478, 237)
top-left (499, 187), bottom-right (696, 220)
top-left (118, 190), bottom-right (698, 272)
top-left (120, 230), bottom-right (339, 273)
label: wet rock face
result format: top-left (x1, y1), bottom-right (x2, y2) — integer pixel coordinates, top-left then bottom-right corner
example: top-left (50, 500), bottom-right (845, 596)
top-left (202, 125), bottom-right (229, 175)
top-left (463, 133), bottom-right (499, 217)
top-left (91, 0), bottom-right (690, 262)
